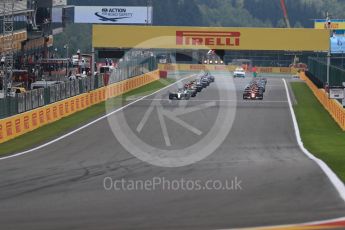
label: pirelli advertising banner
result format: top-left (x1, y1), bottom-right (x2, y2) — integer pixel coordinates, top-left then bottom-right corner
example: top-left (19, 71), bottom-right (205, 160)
top-left (93, 25), bottom-right (330, 51)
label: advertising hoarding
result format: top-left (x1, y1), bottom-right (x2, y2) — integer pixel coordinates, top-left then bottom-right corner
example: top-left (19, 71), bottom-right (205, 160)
top-left (315, 19), bottom-right (345, 35)
top-left (315, 19), bottom-right (345, 30)
top-left (331, 36), bottom-right (345, 53)
top-left (53, 0), bottom-right (67, 7)
top-left (93, 25), bottom-right (330, 51)
top-left (329, 87), bottom-right (345, 99)
top-left (74, 6), bottom-right (152, 24)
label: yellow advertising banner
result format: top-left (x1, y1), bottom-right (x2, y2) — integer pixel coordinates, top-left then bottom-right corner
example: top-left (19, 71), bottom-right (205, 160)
top-left (93, 25), bottom-right (330, 51)
top-left (314, 20), bottom-right (345, 30)
top-left (158, 64), bottom-right (299, 74)
top-left (0, 31), bottom-right (27, 43)
top-left (0, 31), bottom-right (27, 52)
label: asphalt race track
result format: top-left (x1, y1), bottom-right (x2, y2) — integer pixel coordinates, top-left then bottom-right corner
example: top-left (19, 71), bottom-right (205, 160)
top-left (0, 72), bottom-right (345, 230)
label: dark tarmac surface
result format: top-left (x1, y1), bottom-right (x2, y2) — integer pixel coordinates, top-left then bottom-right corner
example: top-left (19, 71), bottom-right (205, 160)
top-left (0, 73), bottom-right (344, 230)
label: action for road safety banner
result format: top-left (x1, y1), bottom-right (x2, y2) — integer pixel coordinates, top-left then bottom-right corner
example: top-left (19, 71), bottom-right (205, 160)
top-left (93, 25), bottom-right (329, 51)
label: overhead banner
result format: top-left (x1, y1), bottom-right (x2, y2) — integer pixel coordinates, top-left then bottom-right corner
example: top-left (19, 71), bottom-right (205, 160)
top-left (93, 25), bottom-right (330, 51)
top-left (74, 6), bottom-right (152, 24)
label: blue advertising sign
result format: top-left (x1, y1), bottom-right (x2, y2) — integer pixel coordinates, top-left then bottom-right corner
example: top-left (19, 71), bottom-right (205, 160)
top-left (331, 36), bottom-right (345, 53)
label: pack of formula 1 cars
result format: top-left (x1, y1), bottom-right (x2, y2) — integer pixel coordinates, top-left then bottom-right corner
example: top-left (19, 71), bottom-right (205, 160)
top-left (169, 73), bottom-right (215, 100)
top-left (243, 78), bottom-right (268, 100)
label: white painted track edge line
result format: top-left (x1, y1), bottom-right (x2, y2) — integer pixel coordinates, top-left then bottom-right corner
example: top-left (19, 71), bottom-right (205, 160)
top-left (0, 75), bottom-right (195, 161)
top-left (283, 78), bottom-right (345, 202)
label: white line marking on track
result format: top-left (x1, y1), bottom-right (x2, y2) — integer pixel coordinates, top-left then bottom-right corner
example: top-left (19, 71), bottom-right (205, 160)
top-left (283, 78), bottom-right (345, 202)
top-left (157, 105), bottom-right (171, 146)
top-left (136, 104), bottom-right (155, 133)
top-left (0, 75), bottom-right (195, 161)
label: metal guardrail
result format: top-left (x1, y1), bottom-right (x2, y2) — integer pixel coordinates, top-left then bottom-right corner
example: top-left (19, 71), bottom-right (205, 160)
top-left (1, 75), bottom-right (107, 119)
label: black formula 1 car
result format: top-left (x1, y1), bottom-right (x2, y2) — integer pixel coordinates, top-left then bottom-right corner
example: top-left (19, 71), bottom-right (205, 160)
top-left (258, 78), bottom-right (267, 85)
top-left (204, 73), bottom-right (215, 82)
top-left (192, 79), bottom-right (207, 89)
top-left (201, 77), bottom-right (211, 87)
top-left (185, 81), bottom-right (201, 93)
top-left (169, 88), bottom-right (191, 100)
top-left (184, 84), bottom-right (198, 97)
top-left (249, 80), bottom-right (266, 93)
top-left (193, 80), bottom-right (203, 92)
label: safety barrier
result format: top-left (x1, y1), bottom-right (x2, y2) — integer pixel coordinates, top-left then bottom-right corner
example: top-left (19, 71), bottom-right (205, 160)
top-left (308, 57), bottom-right (345, 86)
top-left (0, 56), bottom-right (157, 119)
top-left (158, 64), bottom-right (299, 74)
top-left (300, 71), bottom-right (345, 131)
top-left (0, 70), bottom-right (160, 144)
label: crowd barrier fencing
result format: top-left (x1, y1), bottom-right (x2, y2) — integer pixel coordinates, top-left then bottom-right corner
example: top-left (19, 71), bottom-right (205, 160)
top-left (0, 56), bottom-right (157, 119)
top-left (0, 70), bottom-right (160, 144)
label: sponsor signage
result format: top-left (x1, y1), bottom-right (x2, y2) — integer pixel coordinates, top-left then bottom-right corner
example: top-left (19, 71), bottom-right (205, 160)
top-left (74, 6), bottom-right (152, 24)
top-left (331, 36), bottom-right (345, 53)
top-left (24, 116), bottom-right (30, 130)
top-left (93, 25), bottom-right (330, 51)
top-left (6, 121), bottom-right (13, 137)
top-left (0, 31), bottom-right (27, 52)
top-left (176, 31), bottom-right (240, 47)
top-left (53, 0), bottom-right (67, 6)
top-left (158, 64), bottom-right (300, 74)
top-left (315, 19), bottom-right (345, 30)
top-left (0, 124), bottom-right (3, 141)
top-left (315, 19), bottom-right (345, 35)
top-left (329, 87), bottom-right (345, 99)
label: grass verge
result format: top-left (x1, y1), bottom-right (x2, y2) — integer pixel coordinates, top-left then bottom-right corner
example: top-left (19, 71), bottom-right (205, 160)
top-left (291, 82), bottom-right (345, 182)
top-left (0, 78), bottom-right (175, 156)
